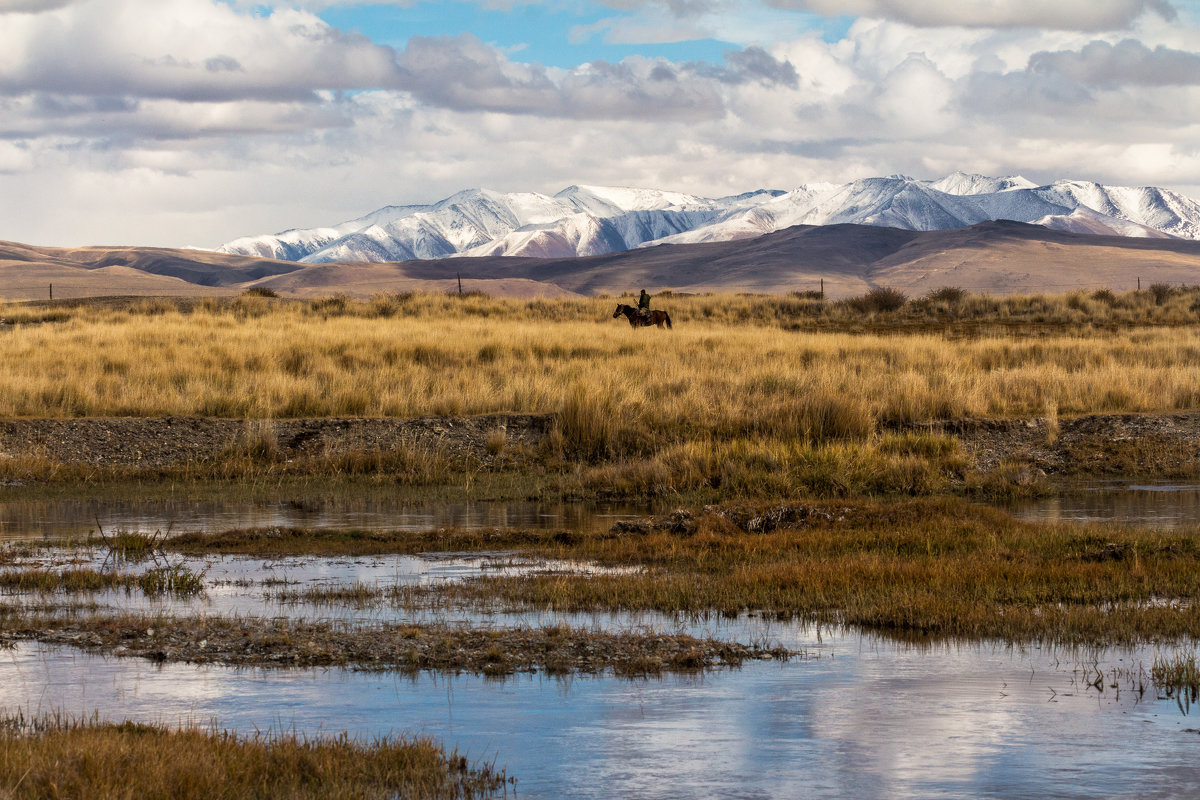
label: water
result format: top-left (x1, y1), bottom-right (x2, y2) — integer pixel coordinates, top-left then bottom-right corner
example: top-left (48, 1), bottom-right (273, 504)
top-left (0, 496), bottom-right (651, 542)
top-left (1009, 482), bottom-right (1200, 529)
top-left (5, 487), bottom-right (1200, 796)
top-left (4, 636), bottom-right (1198, 799)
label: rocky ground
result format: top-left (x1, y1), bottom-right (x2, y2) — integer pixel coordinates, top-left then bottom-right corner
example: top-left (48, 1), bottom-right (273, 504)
top-left (920, 412), bottom-right (1200, 477)
top-left (0, 414), bottom-right (552, 470)
top-left (0, 411), bottom-right (1195, 478)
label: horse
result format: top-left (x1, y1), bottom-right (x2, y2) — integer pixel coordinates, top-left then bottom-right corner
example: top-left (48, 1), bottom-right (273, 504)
top-left (613, 304), bottom-right (673, 329)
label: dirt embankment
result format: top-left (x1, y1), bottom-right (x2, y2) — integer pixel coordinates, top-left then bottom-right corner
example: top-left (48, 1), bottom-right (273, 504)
top-left (0, 414), bottom-right (553, 470)
top-left (0, 411), bottom-right (1195, 478)
top-left (920, 412), bottom-right (1200, 477)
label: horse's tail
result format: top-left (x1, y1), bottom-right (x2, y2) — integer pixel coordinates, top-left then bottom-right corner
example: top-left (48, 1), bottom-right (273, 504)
top-left (665, 311), bottom-right (673, 329)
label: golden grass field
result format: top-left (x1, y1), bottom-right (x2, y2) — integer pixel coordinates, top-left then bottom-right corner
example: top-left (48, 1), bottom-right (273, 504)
top-left (2, 289), bottom-right (1199, 426)
top-left (0, 287), bottom-right (1196, 497)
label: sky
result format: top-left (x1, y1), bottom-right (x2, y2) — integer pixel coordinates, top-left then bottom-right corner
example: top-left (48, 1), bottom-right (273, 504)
top-left (2, 0), bottom-right (1200, 248)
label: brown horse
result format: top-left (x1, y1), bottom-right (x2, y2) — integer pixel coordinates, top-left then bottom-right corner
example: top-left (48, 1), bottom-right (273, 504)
top-left (613, 303), bottom-right (673, 329)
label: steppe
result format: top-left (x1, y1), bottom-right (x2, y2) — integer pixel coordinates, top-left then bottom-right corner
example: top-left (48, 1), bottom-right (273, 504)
top-left (5, 284), bottom-right (1200, 797)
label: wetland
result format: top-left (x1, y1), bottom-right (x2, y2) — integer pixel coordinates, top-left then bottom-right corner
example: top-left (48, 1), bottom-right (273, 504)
top-left (3, 289), bottom-right (1200, 797)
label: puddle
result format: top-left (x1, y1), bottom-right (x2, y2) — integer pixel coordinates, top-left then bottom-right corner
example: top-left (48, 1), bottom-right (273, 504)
top-left (1008, 482), bottom-right (1200, 529)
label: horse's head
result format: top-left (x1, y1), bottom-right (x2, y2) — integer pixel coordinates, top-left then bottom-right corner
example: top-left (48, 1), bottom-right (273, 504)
top-left (612, 305), bottom-right (624, 318)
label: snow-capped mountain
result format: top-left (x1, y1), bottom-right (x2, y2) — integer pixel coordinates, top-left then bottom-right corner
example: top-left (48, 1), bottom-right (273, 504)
top-left (217, 173), bottom-right (1200, 263)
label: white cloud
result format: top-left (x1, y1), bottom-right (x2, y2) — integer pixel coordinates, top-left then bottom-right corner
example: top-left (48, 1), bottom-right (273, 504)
top-left (3, 0), bottom-right (1200, 248)
top-left (0, 0), bottom-right (403, 102)
top-left (766, 0), bottom-right (1177, 30)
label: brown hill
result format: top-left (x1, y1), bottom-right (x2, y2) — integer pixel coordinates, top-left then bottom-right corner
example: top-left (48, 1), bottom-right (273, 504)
top-left (3, 221), bottom-right (1200, 301)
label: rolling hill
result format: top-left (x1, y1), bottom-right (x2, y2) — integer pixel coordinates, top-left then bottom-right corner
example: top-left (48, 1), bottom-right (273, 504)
top-left (5, 219), bottom-right (1200, 301)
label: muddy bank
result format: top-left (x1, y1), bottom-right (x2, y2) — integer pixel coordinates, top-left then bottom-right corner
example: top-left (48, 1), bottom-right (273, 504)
top-left (919, 412), bottom-right (1200, 477)
top-left (0, 411), bottom-right (1195, 479)
top-left (0, 414), bottom-right (552, 470)
top-left (0, 615), bottom-right (793, 677)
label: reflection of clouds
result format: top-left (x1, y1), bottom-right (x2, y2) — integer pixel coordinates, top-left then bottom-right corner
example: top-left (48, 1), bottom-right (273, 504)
top-left (3, 639), bottom-right (1200, 797)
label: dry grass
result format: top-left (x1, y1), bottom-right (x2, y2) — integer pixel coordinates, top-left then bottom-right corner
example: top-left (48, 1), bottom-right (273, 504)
top-left (153, 498), bottom-right (1200, 645)
top-left (0, 713), bottom-right (506, 800)
top-left (2, 292), bottom-right (1199, 437)
top-left (379, 499), bottom-right (1200, 645)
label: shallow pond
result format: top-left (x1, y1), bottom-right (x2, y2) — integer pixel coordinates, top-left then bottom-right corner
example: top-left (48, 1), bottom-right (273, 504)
top-left (5, 488), bottom-right (1200, 796)
top-left (4, 635), bottom-right (1199, 799)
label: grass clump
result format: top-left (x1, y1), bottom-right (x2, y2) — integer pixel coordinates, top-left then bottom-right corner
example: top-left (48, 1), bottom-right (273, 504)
top-left (0, 713), bottom-right (507, 800)
top-left (1152, 651), bottom-right (1200, 708)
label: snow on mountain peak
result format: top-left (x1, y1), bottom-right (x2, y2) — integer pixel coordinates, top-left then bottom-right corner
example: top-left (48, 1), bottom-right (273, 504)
top-left (217, 175), bottom-right (1200, 264)
top-left (930, 172), bottom-right (1037, 195)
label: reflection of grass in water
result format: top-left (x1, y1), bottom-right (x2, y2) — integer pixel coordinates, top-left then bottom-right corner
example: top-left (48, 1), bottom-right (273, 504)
top-left (0, 565), bottom-right (203, 597)
top-left (1153, 651), bottom-right (1200, 711)
top-left (0, 712), bottom-right (508, 800)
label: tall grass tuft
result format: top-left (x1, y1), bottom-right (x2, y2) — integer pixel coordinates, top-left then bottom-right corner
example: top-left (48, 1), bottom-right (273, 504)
top-left (558, 385), bottom-right (621, 460)
top-left (0, 713), bottom-right (507, 800)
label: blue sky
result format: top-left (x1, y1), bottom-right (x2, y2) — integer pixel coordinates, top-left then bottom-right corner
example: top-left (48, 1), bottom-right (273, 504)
top-left (2, 0), bottom-right (1199, 247)
top-left (314, 1), bottom-right (852, 68)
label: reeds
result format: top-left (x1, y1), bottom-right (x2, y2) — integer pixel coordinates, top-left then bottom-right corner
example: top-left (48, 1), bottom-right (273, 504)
top-left (0, 713), bottom-right (507, 800)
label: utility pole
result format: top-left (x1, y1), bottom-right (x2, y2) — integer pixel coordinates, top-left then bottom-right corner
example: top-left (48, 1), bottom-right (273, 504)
top-left (49, 283), bottom-right (52, 301)
top-left (457, 272), bottom-right (463, 295)
top-left (820, 278), bottom-right (824, 298)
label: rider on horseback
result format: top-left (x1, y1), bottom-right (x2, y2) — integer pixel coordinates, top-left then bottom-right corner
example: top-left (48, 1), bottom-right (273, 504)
top-left (638, 289), bottom-right (651, 323)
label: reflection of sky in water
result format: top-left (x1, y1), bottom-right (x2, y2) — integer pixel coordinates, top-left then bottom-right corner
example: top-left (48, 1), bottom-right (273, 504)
top-left (4, 638), bottom-right (1199, 799)
top-left (6, 491), bottom-right (1200, 796)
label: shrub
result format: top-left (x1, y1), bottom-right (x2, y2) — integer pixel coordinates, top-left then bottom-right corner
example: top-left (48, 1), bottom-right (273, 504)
top-left (1149, 283), bottom-right (1175, 306)
top-left (924, 286), bottom-right (966, 304)
top-left (846, 286), bottom-right (908, 313)
top-left (241, 287), bottom-right (279, 299)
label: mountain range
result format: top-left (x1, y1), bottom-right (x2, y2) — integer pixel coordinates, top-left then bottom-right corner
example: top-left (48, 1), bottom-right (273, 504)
top-left (217, 173), bottom-right (1200, 264)
top-left (8, 218), bottom-right (1200, 302)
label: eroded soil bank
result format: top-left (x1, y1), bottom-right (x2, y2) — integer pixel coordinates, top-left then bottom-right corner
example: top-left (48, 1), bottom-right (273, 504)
top-left (0, 412), bottom-right (1196, 478)
top-left (0, 414), bottom-right (549, 470)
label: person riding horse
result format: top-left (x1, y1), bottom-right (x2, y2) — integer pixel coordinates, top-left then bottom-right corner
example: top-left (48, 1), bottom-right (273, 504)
top-left (638, 289), bottom-right (651, 323)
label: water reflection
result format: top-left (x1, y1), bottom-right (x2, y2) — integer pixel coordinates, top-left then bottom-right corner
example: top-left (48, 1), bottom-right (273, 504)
top-left (0, 496), bottom-right (651, 542)
top-left (1009, 482), bottom-right (1200, 529)
top-left (3, 637), bottom-right (1198, 799)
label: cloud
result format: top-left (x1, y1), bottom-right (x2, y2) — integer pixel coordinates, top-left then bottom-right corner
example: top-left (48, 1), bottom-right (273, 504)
top-left (766, 0), bottom-right (1177, 31)
top-left (0, 0), bottom-right (404, 103)
top-left (1029, 39), bottom-right (1200, 87)
top-left (0, 0), bottom-right (79, 12)
top-left (3, 2), bottom-right (1200, 250)
top-left (395, 33), bottom-right (756, 119)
